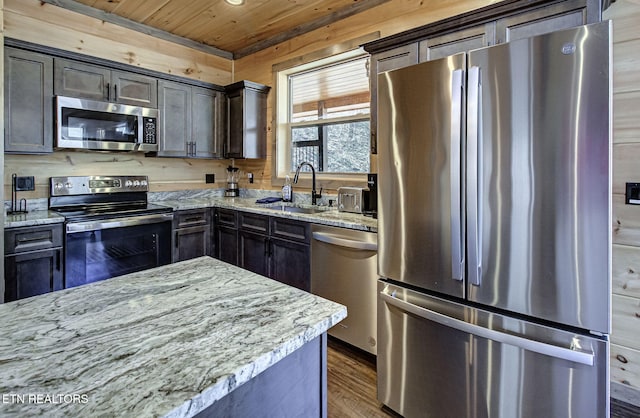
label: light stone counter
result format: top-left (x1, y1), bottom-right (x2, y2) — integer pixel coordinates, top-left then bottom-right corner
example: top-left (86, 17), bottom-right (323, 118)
top-left (0, 256), bottom-right (346, 417)
top-left (155, 197), bottom-right (378, 232)
top-left (4, 210), bottom-right (65, 229)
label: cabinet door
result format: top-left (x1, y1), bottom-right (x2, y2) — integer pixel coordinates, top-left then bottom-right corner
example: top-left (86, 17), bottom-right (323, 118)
top-left (239, 230), bottom-right (269, 277)
top-left (173, 225), bottom-right (210, 262)
top-left (369, 44), bottom-right (419, 154)
top-left (54, 58), bottom-right (110, 101)
top-left (496, 0), bottom-right (597, 43)
top-left (270, 238), bottom-right (310, 292)
top-left (215, 225), bottom-right (238, 265)
top-left (158, 80), bottom-right (191, 157)
top-left (225, 88), bottom-right (245, 158)
top-left (111, 70), bottom-right (158, 108)
top-left (192, 87), bottom-right (222, 158)
top-left (5, 249), bottom-right (63, 302)
top-left (419, 23), bottom-right (496, 62)
top-left (4, 48), bottom-right (54, 154)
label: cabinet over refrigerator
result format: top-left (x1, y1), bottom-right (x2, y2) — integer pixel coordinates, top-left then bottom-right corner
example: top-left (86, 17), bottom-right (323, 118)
top-left (376, 21), bottom-right (611, 418)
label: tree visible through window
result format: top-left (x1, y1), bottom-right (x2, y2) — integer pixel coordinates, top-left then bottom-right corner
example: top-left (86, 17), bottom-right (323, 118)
top-left (287, 55), bottom-right (370, 173)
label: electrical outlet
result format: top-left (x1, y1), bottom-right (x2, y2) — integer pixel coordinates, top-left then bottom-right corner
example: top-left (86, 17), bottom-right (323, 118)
top-left (248, 173), bottom-right (254, 184)
top-left (205, 174), bottom-right (215, 184)
top-left (15, 176), bottom-right (35, 191)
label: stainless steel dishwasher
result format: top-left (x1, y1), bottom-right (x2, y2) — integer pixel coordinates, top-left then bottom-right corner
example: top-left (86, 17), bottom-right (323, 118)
top-left (311, 224), bottom-right (378, 354)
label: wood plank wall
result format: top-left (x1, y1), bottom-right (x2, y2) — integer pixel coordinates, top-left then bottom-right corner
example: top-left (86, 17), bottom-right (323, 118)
top-left (2, 0), bottom-right (233, 198)
top-left (605, 0), bottom-right (640, 406)
top-left (232, 0), bottom-right (494, 191)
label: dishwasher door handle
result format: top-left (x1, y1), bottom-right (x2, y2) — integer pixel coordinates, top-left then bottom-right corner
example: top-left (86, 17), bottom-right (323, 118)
top-left (312, 231), bottom-right (377, 251)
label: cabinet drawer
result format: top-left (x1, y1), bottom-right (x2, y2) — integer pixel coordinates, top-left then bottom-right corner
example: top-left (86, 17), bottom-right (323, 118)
top-left (271, 217), bottom-right (310, 243)
top-left (174, 209), bottom-right (210, 228)
top-left (5, 224), bottom-right (63, 254)
top-left (239, 212), bottom-right (269, 234)
top-left (216, 208), bottom-right (237, 228)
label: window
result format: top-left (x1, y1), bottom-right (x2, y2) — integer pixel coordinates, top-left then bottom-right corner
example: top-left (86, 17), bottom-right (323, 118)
top-left (276, 49), bottom-right (370, 177)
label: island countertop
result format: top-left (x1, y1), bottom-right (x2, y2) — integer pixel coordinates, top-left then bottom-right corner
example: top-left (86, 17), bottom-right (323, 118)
top-left (0, 256), bottom-right (347, 417)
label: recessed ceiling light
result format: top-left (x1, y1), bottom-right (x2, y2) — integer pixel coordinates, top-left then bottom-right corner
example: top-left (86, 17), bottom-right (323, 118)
top-left (225, 0), bottom-right (245, 5)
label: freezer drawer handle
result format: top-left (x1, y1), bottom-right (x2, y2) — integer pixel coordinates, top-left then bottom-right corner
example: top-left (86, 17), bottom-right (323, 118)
top-left (312, 231), bottom-right (377, 251)
top-left (380, 289), bottom-right (595, 366)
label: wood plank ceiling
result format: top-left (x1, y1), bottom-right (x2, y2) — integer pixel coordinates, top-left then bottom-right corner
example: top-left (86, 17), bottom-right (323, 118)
top-left (48, 0), bottom-right (391, 59)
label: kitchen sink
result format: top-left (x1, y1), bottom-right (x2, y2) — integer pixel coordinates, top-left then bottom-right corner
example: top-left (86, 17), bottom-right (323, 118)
top-left (264, 205), bottom-right (325, 214)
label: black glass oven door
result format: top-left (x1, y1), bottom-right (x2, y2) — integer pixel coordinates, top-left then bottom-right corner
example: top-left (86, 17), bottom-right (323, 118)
top-left (64, 220), bottom-right (172, 289)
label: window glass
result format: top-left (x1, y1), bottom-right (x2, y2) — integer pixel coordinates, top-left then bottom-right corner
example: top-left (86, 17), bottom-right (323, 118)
top-left (284, 54), bottom-right (370, 174)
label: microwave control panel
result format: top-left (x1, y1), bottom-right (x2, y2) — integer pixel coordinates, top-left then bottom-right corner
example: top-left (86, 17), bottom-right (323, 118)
top-left (143, 117), bottom-right (157, 144)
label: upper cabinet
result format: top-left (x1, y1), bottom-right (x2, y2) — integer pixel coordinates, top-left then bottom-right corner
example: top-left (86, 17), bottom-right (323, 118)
top-left (54, 58), bottom-right (158, 108)
top-left (365, 0), bottom-right (602, 153)
top-left (157, 80), bottom-right (224, 158)
top-left (4, 47), bottom-right (54, 154)
top-left (224, 80), bottom-right (270, 159)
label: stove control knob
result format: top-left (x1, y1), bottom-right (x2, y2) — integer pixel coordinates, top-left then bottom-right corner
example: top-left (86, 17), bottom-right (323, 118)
top-left (140, 180), bottom-right (148, 187)
top-left (55, 182), bottom-right (64, 191)
top-left (133, 180), bottom-right (140, 187)
top-left (65, 182), bottom-right (73, 189)
top-left (125, 180), bottom-right (133, 187)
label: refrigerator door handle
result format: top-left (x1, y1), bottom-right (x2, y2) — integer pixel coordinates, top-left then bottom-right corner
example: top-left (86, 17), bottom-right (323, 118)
top-left (466, 66), bottom-right (482, 286)
top-left (450, 68), bottom-right (464, 282)
top-left (380, 289), bottom-right (595, 366)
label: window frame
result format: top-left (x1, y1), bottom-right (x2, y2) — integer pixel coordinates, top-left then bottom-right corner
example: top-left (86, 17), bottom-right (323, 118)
top-left (274, 48), bottom-right (371, 186)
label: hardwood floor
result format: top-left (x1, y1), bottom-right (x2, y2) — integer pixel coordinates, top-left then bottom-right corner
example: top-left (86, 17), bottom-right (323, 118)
top-left (326, 337), bottom-right (399, 418)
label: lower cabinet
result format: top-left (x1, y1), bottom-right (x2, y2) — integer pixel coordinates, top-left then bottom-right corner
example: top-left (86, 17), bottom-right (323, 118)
top-left (173, 209), bottom-right (211, 262)
top-left (213, 208), bottom-right (239, 265)
top-left (215, 210), bottom-right (311, 291)
top-left (4, 224), bottom-right (64, 302)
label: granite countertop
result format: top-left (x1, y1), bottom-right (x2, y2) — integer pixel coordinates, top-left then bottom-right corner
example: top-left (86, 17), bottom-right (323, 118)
top-left (0, 256), bottom-right (347, 418)
top-left (4, 210), bottom-right (65, 229)
top-left (156, 197), bottom-right (378, 232)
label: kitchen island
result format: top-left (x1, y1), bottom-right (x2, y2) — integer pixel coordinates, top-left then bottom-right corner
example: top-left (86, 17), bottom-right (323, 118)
top-left (0, 256), bottom-right (346, 417)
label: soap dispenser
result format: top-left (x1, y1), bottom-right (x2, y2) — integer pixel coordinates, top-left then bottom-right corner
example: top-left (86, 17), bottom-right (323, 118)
top-left (282, 175), bottom-right (292, 202)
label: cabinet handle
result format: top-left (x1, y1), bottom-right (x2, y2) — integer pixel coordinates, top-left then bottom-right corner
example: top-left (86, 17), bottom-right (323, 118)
top-left (114, 84), bottom-right (118, 102)
top-left (175, 231), bottom-right (179, 248)
top-left (193, 142), bottom-right (197, 156)
top-left (106, 82), bottom-right (111, 101)
top-left (264, 237), bottom-right (269, 257)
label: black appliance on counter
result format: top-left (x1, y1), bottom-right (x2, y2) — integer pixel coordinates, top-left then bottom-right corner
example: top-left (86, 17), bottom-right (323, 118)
top-left (49, 175), bottom-right (173, 289)
top-left (363, 173), bottom-right (377, 218)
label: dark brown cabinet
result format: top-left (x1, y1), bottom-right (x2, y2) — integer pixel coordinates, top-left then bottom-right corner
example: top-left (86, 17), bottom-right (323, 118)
top-left (224, 80), bottom-right (270, 159)
top-left (231, 211), bottom-right (311, 291)
top-left (4, 224), bottom-right (64, 302)
top-left (54, 58), bottom-right (157, 107)
top-left (213, 208), bottom-right (239, 265)
top-left (173, 209), bottom-right (211, 262)
top-left (4, 47), bottom-right (54, 154)
top-left (158, 80), bottom-right (224, 158)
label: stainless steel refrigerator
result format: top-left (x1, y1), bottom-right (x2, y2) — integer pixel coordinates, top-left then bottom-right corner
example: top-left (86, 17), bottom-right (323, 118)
top-left (376, 21), bottom-right (611, 418)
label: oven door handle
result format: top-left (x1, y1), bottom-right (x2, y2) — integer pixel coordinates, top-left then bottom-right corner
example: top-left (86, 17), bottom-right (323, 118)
top-left (66, 213), bottom-right (174, 233)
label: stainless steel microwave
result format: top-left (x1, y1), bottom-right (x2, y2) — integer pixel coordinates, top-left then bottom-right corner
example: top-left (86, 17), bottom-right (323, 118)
top-left (56, 96), bottom-right (158, 152)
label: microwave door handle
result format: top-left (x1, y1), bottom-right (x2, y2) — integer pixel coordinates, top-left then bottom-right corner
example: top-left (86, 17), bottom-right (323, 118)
top-left (467, 66), bottom-right (482, 287)
top-left (450, 68), bottom-right (464, 282)
top-left (379, 289), bottom-right (595, 366)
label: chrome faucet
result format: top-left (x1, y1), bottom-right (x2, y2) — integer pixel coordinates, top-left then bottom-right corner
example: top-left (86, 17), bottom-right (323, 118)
top-left (293, 161), bottom-right (322, 205)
